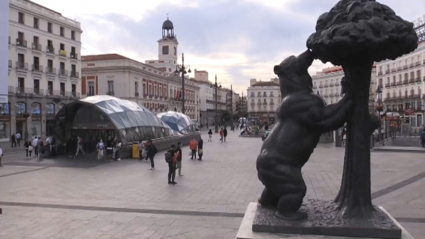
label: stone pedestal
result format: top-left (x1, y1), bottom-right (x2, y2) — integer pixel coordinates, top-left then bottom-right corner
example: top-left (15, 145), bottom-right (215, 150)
top-left (236, 202), bottom-right (415, 239)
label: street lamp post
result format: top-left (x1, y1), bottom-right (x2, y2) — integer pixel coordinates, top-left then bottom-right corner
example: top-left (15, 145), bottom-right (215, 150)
top-left (230, 84), bottom-right (234, 131)
top-left (376, 85), bottom-right (383, 144)
top-left (211, 74), bottom-right (221, 133)
top-left (175, 53), bottom-right (191, 114)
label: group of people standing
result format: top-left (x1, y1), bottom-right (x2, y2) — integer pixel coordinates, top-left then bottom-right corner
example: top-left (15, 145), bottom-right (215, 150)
top-left (206, 128), bottom-right (228, 142)
top-left (137, 140), bottom-right (157, 170)
top-left (165, 136), bottom-right (204, 185)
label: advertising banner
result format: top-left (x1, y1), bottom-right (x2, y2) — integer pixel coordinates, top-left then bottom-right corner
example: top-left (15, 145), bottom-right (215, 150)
top-left (0, 0), bottom-right (9, 104)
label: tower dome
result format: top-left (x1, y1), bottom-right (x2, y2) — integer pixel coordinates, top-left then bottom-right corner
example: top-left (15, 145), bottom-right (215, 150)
top-left (162, 19), bottom-right (174, 30)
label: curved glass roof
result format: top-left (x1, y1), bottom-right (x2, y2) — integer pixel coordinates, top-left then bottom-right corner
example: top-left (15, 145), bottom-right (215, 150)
top-left (157, 111), bottom-right (197, 134)
top-left (81, 95), bottom-right (165, 129)
top-left (55, 95), bottom-right (177, 144)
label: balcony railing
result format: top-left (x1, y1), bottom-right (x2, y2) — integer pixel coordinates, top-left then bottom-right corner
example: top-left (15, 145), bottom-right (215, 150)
top-left (58, 69), bottom-right (68, 76)
top-left (330, 83), bottom-right (335, 87)
top-left (403, 80), bottom-right (408, 84)
top-left (390, 82), bottom-right (396, 86)
top-left (46, 67), bottom-right (56, 75)
top-left (378, 71), bottom-right (383, 75)
top-left (16, 39), bottom-right (27, 47)
top-left (32, 64), bottom-right (43, 72)
top-left (46, 46), bottom-right (55, 54)
top-left (70, 71), bottom-right (79, 78)
top-left (385, 83), bottom-right (390, 87)
top-left (396, 81), bottom-right (402, 85)
top-left (324, 84), bottom-right (329, 87)
top-left (385, 70), bottom-right (390, 74)
top-left (32, 43), bottom-right (42, 51)
top-left (409, 63), bottom-right (414, 68)
top-left (409, 78), bottom-right (415, 83)
top-left (416, 61), bottom-right (421, 66)
top-left (391, 69), bottom-right (396, 73)
top-left (59, 50), bottom-right (67, 57)
top-left (319, 85), bottom-right (323, 88)
top-left (70, 53), bottom-right (78, 60)
top-left (397, 67), bottom-right (402, 71)
top-left (415, 77), bottom-right (421, 82)
top-left (107, 91), bottom-right (114, 96)
top-left (403, 65), bottom-right (408, 70)
top-left (16, 61), bottom-right (28, 70)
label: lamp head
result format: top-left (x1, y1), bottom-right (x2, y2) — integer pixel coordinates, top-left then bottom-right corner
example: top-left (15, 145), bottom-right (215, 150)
top-left (188, 69), bottom-right (191, 73)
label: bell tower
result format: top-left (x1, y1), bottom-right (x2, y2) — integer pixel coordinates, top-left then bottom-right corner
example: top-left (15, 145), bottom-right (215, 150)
top-left (158, 17), bottom-right (178, 71)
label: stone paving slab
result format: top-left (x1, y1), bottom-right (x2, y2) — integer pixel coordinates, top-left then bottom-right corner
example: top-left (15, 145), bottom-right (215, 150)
top-left (0, 131), bottom-right (424, 238)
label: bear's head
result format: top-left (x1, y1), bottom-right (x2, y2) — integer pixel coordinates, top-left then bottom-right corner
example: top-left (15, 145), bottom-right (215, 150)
top-left (274, 50), bottom-right (314, 98)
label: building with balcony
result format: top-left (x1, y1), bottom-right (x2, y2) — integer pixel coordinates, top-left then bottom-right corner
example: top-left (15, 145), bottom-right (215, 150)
top-left (312, 65), bottom-right (377, 112)
top-left (378, 40), bottom-right (425, 130)
top-left (247, 78), bottom-right (281, 124)
top-left (1, 0), bottom-right (82, 142)
top-left (81, 53), bottom-right (200, 120)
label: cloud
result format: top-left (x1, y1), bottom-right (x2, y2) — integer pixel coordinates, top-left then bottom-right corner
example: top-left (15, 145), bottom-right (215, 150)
top-left (32, 0), bottom-right (425, 95)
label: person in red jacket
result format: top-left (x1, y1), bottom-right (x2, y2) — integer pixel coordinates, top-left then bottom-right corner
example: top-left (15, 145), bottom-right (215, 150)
top-left (219, 128), bottom-right (224, 142)
top-left (189, 139), bottom-right (198, 160)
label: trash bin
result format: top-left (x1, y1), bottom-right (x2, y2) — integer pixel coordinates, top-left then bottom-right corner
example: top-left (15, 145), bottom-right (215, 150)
top-left (132, 143), bottom-right (139, 159)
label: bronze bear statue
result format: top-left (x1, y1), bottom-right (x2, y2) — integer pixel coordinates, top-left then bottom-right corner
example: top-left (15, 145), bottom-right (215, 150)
top-left (256, 50), bottom-right (352, 220)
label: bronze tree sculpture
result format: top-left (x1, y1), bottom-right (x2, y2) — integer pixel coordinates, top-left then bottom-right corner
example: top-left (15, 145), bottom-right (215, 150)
top-left (307, 0), bottom-right (418, 218)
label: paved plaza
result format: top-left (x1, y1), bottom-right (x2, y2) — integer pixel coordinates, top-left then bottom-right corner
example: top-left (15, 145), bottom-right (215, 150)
top-left (0, 131), bottom-right (424, 239)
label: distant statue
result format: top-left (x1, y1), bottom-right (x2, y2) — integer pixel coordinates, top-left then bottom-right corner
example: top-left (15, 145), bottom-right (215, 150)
top-left (256, 50), bottom-right (352, 220)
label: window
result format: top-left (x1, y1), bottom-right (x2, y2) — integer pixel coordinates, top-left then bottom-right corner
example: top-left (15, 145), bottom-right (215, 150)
top-left (60, 27), bottom-right (64, 37)
top-left (174, 46), bottom-right (177, 56)
top-left (18, 12), bottom-right (24, 24)
top-left (33, 79), bottom-right (40, 94)
top-left (71, 31), bottom-right (75, 40)
top-left (48, 22), bottom-right (52, 33)
top-left (18, 77), bottom-right (25, 92)
top-left (32, 17), bottom-right (40, 29)
top-left (17, 32), bottom-right (25, 46)
top-left (107, 81), bottom-right (114, 94)
top-left (47, 59), bottom-right (53, 73)
top-left (33, 56), bottom-right (40, 71)
top-left (155, 85), bottom-right (158, 96)
top-left (46, 103), bottom-right (55, 116)
top-left (411, 102), bottom-right (416, 109)
top-left (47, 40), bottom-right (54, 53)
top-left (72, 84), bottom-right (76, 97)
top-left (418, 115), bottom-right (423, 127)
top-left (143, 83), bottom-right (147, 95)
top-left (47, 81), bottom-right (53, 95)
top-left (60, 83), bottom-right (65, 96)
top-left (135, 82), bottom-right (139, 96)
top-left (60, 62), bottom-right (65, 70)
top-left (162, 45), bottom-right (169, 55)
top-left (88, 82), bottom-right (95, 96)
top-left (149, 85), bottom-right (152, 95)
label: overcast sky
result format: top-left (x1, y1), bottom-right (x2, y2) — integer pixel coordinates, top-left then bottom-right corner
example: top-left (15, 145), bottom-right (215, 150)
top-left (32, 0), bottom-right (425, 95)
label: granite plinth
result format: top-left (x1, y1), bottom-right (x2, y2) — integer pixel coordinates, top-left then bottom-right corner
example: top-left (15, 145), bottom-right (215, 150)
top-left (237, 202), bottom-right (415, 239)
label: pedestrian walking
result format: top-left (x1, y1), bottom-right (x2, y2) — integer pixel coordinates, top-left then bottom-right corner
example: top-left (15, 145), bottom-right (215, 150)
top-left (198, 136), bottom-right (203, 161)
top-left (165, 144), bottom-right (177, 184)
top-left (115, 140), bottom-right (122, 161)
top-left (11, 133), bottom-right (16, 148)
top-left (189, 138), bottom-right (198, 160)
top-left (96, 139), bottom-right (105, 161)
top-left (138, 140), bottom-right (145, 160)
top-left (75, 136), bottom-right (85, 157)
top-left (112, 138), bottom-right (118, 160)
top-left (32, 137), bottom-right (39, 156)
top-left (16, 132), bottom-right (21, 146)
top-left (0, 146), bottom-right (3, 167)
top-left (219, 128), bottom-right (224, 142)
top-left (38, 138), bottom-right (44, 161)
top-left (223, 128), bottom-right (228, 142)
top-left (24, 139), bottom-right (33, 157)
top-left (208, 129), bottom-right (213, 142)
top-left (175, 142), bottom-right (183, 176)
top-left (146, 140), bottom-right (157, 169)
top-left (46, 135), bottom-right (52, 155)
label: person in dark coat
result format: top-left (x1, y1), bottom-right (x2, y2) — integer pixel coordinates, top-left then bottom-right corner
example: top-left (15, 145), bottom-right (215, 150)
top-left (223, 128), bottom-right (228, 142)
top-left (198, 136), bottom-right (204, 161)
top-left (146, 139), bottom-right (157, 170)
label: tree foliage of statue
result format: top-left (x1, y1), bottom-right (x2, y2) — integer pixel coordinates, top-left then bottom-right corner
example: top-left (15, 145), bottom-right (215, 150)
top-left (307, 0), bottom-right (418, 218)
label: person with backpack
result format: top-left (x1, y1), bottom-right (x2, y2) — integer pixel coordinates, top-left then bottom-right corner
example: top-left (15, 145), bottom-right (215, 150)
top-left (96, 139), bottom-right (105, 161)
top-left (208, 129), bottom-right (213, 142)
top-left (165, 144), bottom-right (178, 184)
top-left (146, 139), bottom-right (157, 170)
